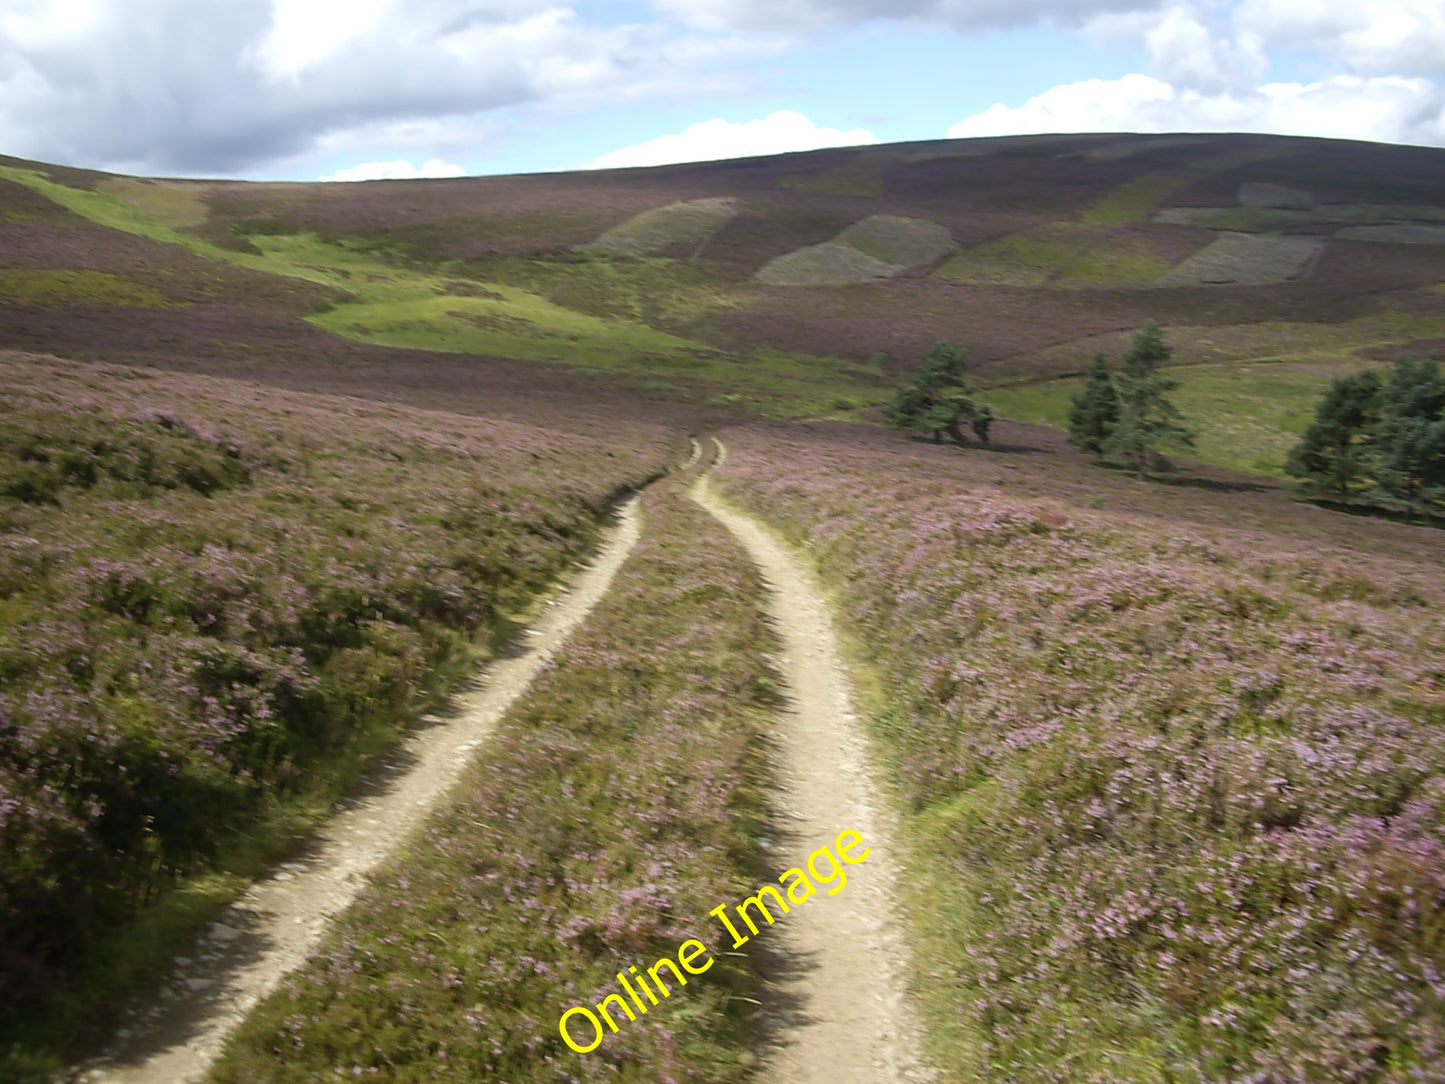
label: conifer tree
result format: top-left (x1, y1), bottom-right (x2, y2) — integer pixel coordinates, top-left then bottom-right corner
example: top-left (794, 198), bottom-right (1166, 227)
top-left (1104, 321), bottom-right (1194, 480)
top-left (1371, 356), bottom-right (1445, 521)
top-left (1067, 354), bottom-right (1119, 457)
top-left (1284, 370), bottom-right (1382, 501)
top-left (884, 341), bottom-right (991, 445)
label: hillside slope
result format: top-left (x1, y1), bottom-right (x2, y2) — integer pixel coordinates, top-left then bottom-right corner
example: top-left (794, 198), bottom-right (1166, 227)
top-left (4, 133), bottom-right (1444, 451)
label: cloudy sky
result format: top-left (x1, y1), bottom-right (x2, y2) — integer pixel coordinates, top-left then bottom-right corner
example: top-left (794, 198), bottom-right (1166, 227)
top-left (1, 0), bottom-right (1442, 181)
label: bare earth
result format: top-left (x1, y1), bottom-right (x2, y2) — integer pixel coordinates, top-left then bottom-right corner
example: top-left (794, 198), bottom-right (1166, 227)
top-left (693, 439), bottom-right (935, 1084)
top-left (70, 498), bottom-right (644, 1084)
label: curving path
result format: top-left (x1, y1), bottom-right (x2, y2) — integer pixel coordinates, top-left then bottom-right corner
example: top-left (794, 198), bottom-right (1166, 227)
top-left (74, 498), bottom-right (644, 1084)
top-left (692, 438), bottom-right (935, 1084)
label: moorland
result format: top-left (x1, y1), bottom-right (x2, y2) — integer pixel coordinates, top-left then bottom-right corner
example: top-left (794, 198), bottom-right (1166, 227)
top-left (1, 131), bottom-right (1443, 1083)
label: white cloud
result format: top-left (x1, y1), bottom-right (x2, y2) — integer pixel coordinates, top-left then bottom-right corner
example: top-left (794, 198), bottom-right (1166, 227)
top-left (650, 0), bottom-right (1158, 33)
top-left (947, 71), bottom-right (1445, 146)
top-left (320, 157), bottom-right (466, 182)
top-left (1234, 0), bottom-right (1445, 77)
top-left (253, 0), bottom-right (392, 80)
top-left (587, 110), bottom-right (879, 169)
top-left (0, 0), bottom-right (773, 176)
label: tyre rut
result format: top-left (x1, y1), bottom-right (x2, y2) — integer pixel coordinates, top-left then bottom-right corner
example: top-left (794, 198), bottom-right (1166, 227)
top-left (691, 437), bottom-right (934, 1084)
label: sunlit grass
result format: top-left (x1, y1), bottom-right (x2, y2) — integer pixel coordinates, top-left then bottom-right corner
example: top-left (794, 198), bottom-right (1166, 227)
top-left (1080, 171), bottom-right (1193, 226)
top-left (987, 357), bottom-right (1394, 476)
top-left (935, 224), bottom-right (1170, 288)
top-left (0, 268), bottom-right (173, 307)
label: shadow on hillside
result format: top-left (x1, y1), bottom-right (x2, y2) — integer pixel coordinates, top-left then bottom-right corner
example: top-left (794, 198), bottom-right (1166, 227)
top-left (901, 435), bottom-right (1044, 456)
top-left (1152, 473), bottom-right (1274, 495)
top-left (1306, 496), bottom-right (1445, 530)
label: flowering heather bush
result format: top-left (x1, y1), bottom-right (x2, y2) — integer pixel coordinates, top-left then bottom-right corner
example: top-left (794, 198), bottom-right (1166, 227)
top-left (714, 428), bottom-right (1445, 1082)
top-left (210, 473), bottom-right (779, 1083)
top-left (0, 352), bottom-right (671, 1037)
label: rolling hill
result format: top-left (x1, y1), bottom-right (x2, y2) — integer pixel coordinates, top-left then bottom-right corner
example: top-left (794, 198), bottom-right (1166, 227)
top-left (3, 133), bottom-right (1445, 1083)
top-left (4, 131), bottom-right (1445, 468)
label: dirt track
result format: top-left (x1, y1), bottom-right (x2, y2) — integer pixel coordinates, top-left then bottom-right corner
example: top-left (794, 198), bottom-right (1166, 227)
top-left (71, 435), bottom-right (931, 1084)
top-left (693, 439), bottom-right (934, 1084)
top-left (72, 499), bottom-right (643, 1084)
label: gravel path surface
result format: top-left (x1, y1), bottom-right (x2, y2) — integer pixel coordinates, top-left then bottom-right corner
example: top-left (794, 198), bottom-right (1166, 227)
top-left (693, 438), bottom-right (934, 1084)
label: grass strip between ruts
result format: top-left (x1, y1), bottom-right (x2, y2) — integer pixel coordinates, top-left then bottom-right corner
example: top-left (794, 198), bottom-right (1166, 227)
top-left (210, 462), bottom-right (782, 1082)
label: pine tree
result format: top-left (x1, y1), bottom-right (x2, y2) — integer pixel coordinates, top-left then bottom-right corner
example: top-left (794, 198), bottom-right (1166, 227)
top-left (884, 341), bottom-right (991, 446)
top-left (1371, 356), bottom-right (1445, 521)
top-left (1104, 321), bottom-right (1194, 480)
top-left (1284, 370), bottom-right (1382, 501)
top-left (1067, 354), bottom-right (1119, 457)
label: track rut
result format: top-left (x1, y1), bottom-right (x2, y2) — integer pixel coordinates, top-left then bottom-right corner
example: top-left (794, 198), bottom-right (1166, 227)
top-left (73, 499), bottom-right (643, 1084)
top-left (692, 438), bottom-right (934, 1084)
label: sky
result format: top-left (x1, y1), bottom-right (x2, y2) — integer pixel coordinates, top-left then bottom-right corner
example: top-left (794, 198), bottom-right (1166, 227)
top-left (0, 0), bottom-right (1442, 181)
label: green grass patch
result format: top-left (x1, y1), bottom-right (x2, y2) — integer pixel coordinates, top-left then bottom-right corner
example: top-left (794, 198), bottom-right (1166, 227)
top-left (835, 215), bottom-right (956, 267)
top-left (1080, 171), bottom-right (1193, 226)
top-left (95, 178), bottom-right (210, 228)
top-left (0, 268), bottom-right (173, 308)
top-left (1084, 147), bottom-right (1297, 227)
top-left (1009, 307), bottom-right (1445, 387)
top-left (583, 198), bottom-right (738, 255)
top-left (987, 357), bottom-right (1396, 476)
top-left (461, 251), bottom-right (747, 332)
top-left (935, 225), bottom-right (1170, 288)
top-left (0, 165), bottom-right (254, 266)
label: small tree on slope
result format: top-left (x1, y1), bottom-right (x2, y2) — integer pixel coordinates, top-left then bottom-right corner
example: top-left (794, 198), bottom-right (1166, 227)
top-left (1067, 353), bottom-right (1120, 458)
top-left (1105, 321), bottom-right (1194, 480)
top-left (1371, 355), bottom-right (1445, 522)
top-left (1285, 369), bottom-right (1382, 502)
top-left (884, 341), bottom-right (991, 445)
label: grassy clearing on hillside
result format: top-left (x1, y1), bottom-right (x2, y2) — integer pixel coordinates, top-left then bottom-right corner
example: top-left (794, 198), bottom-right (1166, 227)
top-left (0, 355), bottom-right (671, 1079)
top-left (987, 358), bottom-right (1388, 476)
top-left (95, 178), bottom-right (211, 229)
top-left (1002, 309), bottom-right (1445, 387)
top-left (935, 224), bottom-right (1170, 288)
top-left (835, 215), bottom-right (956, 267)
top-left (210, 471), bottom-right (781, 1083)
top-left (1080, 171), bottom-right (1195, 226)
top-left (1, 165), bottom-right (881, 418)
top-left (716, 428), bottom-right (1445, 1083)
top-left (755, 241), bottom-right (901, 286)
top-left (982, 358), bottom-right (1352, 476)
top-left (0, 268), bottom-right (172, 307)
top-left (757, 215), bottom-right (955, 286)
top-left (1080, 145), bottom-right (1293, 226)
top-left (0, 166), bottom-right (269, 271)
top-left (1156, 232), bottom-right (1326, 287)
top-left (473, 251), bottom-right (744, 328)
